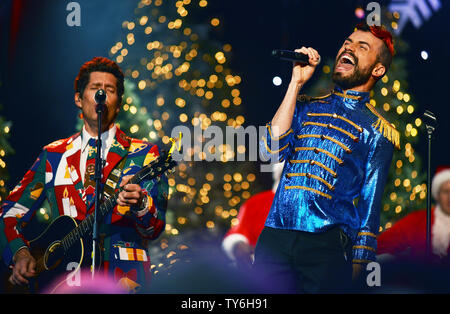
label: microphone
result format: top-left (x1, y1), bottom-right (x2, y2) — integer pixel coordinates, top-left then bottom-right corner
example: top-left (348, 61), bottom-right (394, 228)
top-left (94, 89), bottom-right (107, 104)
top-left (94, 89), bottom-right (107, 112)
top-left (272, 49), bottom-right (321, 65)
top-left (423, 110), bottom-right (437, 133)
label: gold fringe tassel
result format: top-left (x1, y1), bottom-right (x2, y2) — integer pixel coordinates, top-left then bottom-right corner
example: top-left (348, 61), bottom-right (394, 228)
top-left (366, 103), bottom-right (401, 150)
top-left (372, 118), bottom-right (401, 150)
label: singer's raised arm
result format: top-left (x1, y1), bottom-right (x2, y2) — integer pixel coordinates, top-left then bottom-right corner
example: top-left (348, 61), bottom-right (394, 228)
top-left (260, 47), bottom-right (320, 162)
top-left (270, 46), bottom-right (320, 137)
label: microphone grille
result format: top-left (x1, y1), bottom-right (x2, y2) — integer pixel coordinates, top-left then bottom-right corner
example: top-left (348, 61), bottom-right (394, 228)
top-left (94, 89), bottom-right (107, 103)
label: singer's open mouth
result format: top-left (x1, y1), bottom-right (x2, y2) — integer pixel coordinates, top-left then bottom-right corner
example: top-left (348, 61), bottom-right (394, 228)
top-left (335, 54), bottom-right (355, 72)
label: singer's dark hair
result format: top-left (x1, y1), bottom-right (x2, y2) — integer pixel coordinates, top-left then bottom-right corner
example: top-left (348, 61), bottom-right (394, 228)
top-left (74, 57), bottom-right (125, 100)
top-left (355, 22), bottom-right (393, 74)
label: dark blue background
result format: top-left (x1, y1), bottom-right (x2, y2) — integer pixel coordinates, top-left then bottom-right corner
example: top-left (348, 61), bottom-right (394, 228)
top-left (0, 0), bottom-right (449, 189)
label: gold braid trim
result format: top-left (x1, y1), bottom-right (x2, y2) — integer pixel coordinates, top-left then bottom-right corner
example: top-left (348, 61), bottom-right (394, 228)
top-left (302, 122), bottom-right (359, 142)
top-left (285, 173), bottom-right (335, 191)
top-left (267, 124), bottom-right (293, 140)
top-left (289, 159), bottom-right (338, 178)
top-left (365, 103), bottom-right (401, 150)
top-left (352, 245), bottom-right (376, 252)
top-left (284, 185), bottom-right (332, 199)
top-left (297, 134), bottom-right (352, 154)
top-left (297, 93), bottom-right (332, 103)
top-left (333, 91), bottom-right (362, 100)
top-left (306, 112), bottom-right (363, 133)
top-left (357, 231), bottom-right (377, 238)
top-left (313, 93), bottom-right (332, 100)
top-left (294, 147), bottom-right (344, 165)
top-left (262, 136), bottom-right (289, 154)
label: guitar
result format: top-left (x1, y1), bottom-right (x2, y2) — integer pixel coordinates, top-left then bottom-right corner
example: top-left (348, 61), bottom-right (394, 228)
top-left (3, 149), bottom-right (177, 293)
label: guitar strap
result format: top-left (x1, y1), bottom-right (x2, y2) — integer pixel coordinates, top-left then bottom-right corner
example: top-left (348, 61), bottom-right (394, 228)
top-left (102, 156), bottom-right (127, 199)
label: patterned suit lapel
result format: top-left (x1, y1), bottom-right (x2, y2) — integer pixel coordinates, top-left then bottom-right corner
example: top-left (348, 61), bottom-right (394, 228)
top-left (61, 133), bottom-right (88, 214)
top-left (102, 127), bottom-right (130, 183)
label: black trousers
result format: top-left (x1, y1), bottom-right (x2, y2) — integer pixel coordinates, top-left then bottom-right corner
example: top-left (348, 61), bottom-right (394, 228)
top-left (253, 226), bottom-right (353, 293)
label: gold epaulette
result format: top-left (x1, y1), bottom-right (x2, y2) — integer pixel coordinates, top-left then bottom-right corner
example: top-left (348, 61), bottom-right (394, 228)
top-left (365, 103), bottom-right (401, 150)
top-left (297, 92), bottom-right (331, 103)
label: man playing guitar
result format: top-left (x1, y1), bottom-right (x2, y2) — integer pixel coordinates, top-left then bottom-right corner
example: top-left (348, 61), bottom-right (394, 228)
top-left (0, 57), bottom-right (169, 293)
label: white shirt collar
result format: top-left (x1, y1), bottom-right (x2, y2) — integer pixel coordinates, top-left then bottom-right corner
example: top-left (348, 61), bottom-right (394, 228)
top-left (81, 124), bottom-right (117, 153)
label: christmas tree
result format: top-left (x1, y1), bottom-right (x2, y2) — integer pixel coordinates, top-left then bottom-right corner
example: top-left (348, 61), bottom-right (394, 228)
top-left (306, 9), bottom-right (426, 232)
top-left (95, 0), bottom-right (265, 275)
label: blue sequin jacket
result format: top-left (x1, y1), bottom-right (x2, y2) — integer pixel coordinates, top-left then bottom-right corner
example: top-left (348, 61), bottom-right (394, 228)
top-left (260, 86), bottom-right (400, 264)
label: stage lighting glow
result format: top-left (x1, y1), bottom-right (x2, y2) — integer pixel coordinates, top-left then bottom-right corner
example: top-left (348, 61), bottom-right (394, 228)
top-left (355, 7), bottom-right (365, 19)
top-left (421, 51), bottom-right (428, 60)
top-left (273, 76), bottom-right (282, 86)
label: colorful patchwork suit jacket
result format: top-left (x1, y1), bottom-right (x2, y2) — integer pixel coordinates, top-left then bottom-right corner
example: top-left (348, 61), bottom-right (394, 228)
top-left (0, 125), bottom-right (168, 291)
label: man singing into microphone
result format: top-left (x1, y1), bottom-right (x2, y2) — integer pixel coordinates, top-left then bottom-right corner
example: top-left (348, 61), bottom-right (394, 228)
top-left (255, 23), bottom-right (398, 293)
top-left (0, 57), bottom-right (168, 292)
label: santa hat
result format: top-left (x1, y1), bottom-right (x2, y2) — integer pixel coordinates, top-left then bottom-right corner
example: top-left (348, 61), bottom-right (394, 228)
top-left (432, 166), bottom-right (450, 200)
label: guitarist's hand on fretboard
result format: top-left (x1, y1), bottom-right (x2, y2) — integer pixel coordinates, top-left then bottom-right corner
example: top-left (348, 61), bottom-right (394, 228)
top-left (9, 248), bottom-right (36, 286)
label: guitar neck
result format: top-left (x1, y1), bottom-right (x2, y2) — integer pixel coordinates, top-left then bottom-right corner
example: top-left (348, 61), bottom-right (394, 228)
top-left (60, 192), bottom-right (118, 251)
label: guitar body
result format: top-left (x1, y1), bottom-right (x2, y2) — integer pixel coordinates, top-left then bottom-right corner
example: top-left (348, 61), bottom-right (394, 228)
top-left (29, 215), bottom-right (84, 293)
top-left (4, 215), bottom-right (100, 293)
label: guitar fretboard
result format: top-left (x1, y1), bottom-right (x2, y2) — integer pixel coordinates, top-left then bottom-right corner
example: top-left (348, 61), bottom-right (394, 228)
top-left (60, 193), bottom-right (119, 251)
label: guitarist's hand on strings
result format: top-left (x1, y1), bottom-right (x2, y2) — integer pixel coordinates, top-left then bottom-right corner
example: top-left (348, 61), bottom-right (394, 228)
top-left (118, 175), bottom-right (145, 212)
top-left (9, 247), bottom-right (36, 286)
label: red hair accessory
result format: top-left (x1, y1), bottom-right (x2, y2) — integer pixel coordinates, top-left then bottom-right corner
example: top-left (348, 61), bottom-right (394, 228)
top-left (355, 23), bottom-right (395, 56)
